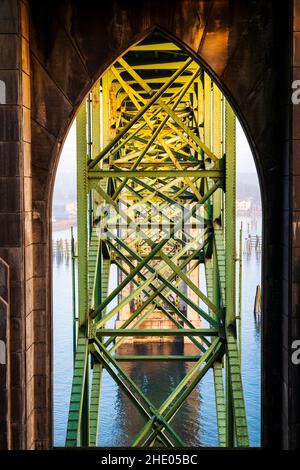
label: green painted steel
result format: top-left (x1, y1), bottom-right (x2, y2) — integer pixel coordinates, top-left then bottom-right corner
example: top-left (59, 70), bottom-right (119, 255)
top-left (65, 329), bottom-right (88, 446)
top-left (76, 104), bottom-right (89, 328)
top-left (89, 362), bottom-right (102, 447)
top-left (71, 226), bottom-right (77, 362)
top-left (65, 32), bottom-right (249, 448)
top-left (225, 102), bottom-right (249, 446)
top-left (88, 228), bottom-right (100, 308)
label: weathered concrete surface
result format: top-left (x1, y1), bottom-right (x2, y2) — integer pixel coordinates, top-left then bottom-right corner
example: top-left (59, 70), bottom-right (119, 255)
top-left (0, 0), bottom-right (298, 449)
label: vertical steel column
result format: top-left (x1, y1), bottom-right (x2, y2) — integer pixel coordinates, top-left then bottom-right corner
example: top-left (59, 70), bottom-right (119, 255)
top-left (225, 102), bottom-right (236, 446)
top-left (204, 74), bottom-right (211, 149)
top-left (224, 103), bottom-right (248, 447)
top-left (92, 81), bottom-right (101, 308)
top-left (77, 104), bottom-right (89, 327)
top-left (213, 84), bottom-right (222, 222)
top-left (225, 102), bottom-right (236, 330)
top-left (87, 94), bottom-right (93, 240)
top-left (76, 103), bottom-right (90, 446)
top-left (212, 81), bottom-right (226, 448)
top-left (89, 81), bottom-right (103, 447)
top-left (71, 226), bottom-right (77, 362)
top-left (212, 83), bottom-right (222, 312)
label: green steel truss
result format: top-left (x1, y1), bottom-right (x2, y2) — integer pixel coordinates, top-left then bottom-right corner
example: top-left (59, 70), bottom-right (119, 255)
top-left (65, 32), bottom-right (249, 448)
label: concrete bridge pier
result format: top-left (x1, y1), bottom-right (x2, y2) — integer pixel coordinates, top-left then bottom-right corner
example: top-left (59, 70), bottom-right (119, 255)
top-left (0, 0), bottom-right (51, 449)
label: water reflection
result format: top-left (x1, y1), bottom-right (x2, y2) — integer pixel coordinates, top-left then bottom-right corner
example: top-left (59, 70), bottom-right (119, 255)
top-left (110, 343), bottom-right (202, 447)
top-left (53, 238), bottom-right (71, 267)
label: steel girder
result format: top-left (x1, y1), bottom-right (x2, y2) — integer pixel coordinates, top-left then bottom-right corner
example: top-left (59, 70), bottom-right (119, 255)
top-left (65, 32), bottom-right (249, 448)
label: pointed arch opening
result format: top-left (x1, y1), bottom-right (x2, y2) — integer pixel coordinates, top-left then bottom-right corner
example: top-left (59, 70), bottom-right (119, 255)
top-left (52, 29), bottom-right (261, 448)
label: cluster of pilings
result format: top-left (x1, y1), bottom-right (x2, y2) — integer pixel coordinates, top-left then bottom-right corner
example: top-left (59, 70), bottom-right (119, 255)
top-left (52, 238), bottom-right (75, 264)
top-left (243, 234), bottom-right (262, 255)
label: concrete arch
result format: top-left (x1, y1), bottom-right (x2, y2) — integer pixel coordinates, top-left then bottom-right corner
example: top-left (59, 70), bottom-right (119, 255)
top-left (1, 0), bottom-right (296, 449)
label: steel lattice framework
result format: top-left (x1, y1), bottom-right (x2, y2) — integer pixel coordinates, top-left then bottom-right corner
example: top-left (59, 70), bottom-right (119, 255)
top-left (65, 32), bottom-right (249, 448)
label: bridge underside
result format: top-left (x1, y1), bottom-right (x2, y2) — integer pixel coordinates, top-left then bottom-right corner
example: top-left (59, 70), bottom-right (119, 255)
top-left (65, 32), bottom-right (248, 447)
top-left (0, 0), bottom-right (298, 449)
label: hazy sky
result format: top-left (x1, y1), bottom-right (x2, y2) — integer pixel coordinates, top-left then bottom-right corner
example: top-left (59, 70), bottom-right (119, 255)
top-left (54, 118), bottom-right (257, 191)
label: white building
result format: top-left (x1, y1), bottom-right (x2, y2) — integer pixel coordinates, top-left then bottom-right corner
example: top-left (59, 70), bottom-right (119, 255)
top-left (236, 199), bottom-right (252, 211)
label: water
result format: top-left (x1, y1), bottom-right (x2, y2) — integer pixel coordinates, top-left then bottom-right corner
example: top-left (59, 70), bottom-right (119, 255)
top-left (53, 223), bottom-right (261, 447)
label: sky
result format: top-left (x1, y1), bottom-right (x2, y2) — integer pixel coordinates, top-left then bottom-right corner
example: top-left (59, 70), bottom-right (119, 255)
top-left (236, 120), bottom-right (256, 174)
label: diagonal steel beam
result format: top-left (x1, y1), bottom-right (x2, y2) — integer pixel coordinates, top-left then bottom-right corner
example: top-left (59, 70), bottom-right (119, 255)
top-left (89, 58), bottom-right (193, 168)
top-left (93, 338), bottom-right (186, 447)
top-left (91, 180), bottom-right (221, 320)
top-left (130, 338), bottom-right (222, 446)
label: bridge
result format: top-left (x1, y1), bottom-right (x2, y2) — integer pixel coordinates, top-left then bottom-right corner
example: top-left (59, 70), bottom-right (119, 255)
top-left (0, 0), bottom-right (299, 450)
top-left (64, 32), bottom-right (247, 447)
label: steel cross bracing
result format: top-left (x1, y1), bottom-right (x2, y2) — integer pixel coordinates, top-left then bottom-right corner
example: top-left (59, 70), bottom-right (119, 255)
top-left (65, 32), bottom-right (249, 448)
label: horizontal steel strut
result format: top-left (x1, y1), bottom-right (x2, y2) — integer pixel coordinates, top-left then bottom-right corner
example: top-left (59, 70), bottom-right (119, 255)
top-left (65, 31), bottom-right (249, 449)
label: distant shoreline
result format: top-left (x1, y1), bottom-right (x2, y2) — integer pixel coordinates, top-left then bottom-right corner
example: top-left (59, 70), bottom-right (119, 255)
top-left (53, 218), bottom-right (77, 232)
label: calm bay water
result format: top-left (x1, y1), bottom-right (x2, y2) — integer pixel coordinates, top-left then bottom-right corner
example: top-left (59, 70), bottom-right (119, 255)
top-left (53, 219), bottom-right (261, 447)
